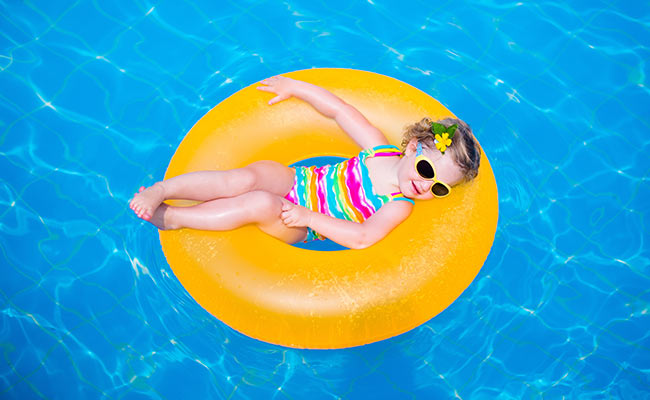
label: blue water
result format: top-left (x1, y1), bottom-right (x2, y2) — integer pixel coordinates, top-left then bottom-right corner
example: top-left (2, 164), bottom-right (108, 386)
top-left (1, 1), bottom-right (649, 399)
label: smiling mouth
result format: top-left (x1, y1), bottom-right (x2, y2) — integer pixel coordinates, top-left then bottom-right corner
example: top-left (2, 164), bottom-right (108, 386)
top-left (411, 181), bottom-right (420, 195)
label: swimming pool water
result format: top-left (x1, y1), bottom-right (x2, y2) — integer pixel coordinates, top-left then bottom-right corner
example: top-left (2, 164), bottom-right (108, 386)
top-left (1, 1), bottom-right (649, 399)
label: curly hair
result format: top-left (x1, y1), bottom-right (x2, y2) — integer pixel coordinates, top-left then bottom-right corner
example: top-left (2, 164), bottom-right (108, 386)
top-left (401, 117), bottom-right (481, 183)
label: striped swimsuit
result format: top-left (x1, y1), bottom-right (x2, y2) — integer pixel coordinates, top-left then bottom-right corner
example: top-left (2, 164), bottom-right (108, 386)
top-left (284, 144), bottom-right (415, 242)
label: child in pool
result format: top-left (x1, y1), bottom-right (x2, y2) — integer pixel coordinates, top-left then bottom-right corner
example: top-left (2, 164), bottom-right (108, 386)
top-left (129, 75), bottom-right (481, 249)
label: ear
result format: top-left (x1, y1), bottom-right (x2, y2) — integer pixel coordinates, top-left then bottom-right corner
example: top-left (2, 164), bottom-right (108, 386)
top-left (405, 138), bottom-right (418, 155)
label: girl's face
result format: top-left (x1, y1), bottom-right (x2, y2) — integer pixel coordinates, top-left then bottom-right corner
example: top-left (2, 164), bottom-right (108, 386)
top-left (397, 139), bottom-right (464, 200)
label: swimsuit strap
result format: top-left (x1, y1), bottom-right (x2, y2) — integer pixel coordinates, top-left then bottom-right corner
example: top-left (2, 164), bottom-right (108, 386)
top-left (367, 144), bottom-right (403, 158)
top-left (390, 192), bottom-right (415, 204)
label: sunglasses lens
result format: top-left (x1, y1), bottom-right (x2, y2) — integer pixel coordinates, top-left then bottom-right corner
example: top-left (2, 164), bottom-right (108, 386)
top-left (416, 160), bottom-right (435, 179)
top-left (431, 183), bottom-right (450, 197)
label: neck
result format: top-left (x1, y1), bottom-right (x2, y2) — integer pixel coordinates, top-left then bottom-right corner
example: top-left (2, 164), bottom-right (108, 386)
top-left (374, 156), bottom-right (402, 190)
top-left (365, 154), bottom-right (403, 195)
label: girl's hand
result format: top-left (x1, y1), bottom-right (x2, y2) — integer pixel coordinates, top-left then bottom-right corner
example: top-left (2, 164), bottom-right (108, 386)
top-left (280, 201), bottom-right (312, 228)
top-left (256, 75), bottom-right (297, 105)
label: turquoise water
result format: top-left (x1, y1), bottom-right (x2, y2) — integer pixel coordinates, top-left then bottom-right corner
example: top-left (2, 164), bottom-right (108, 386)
top-left (1, 1), bottom-right (649, 399)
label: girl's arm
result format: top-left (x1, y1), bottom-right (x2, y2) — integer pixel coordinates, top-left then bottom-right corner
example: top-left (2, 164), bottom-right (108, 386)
top-left (281, 200), bottom-right (412, 249)
top-left (257, 75), bottom-right (389, 149)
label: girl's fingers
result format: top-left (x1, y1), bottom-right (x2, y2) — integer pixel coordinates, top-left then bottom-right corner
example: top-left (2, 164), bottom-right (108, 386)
top-left (259, 76), bottom-right (278, 85)
top-left (281, 211), bottom-right (295, 226)
top-left (274, 94), bottom-right (290, 105)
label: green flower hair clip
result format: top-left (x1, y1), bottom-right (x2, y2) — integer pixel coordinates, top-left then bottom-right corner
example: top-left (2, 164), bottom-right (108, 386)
top-left (431, 122), bottom-right (458, 154)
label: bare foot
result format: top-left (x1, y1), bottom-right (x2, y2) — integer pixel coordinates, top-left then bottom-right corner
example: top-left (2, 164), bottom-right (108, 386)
top-left (129, 183), bottom-right (165, 221)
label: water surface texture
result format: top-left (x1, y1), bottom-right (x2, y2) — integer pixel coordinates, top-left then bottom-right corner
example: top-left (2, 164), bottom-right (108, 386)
top-left (1, 1), bottom-right (649, 399)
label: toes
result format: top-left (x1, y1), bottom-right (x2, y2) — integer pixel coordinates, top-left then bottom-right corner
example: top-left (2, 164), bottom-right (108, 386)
top-left (139, 186), bottom-right (146, 192)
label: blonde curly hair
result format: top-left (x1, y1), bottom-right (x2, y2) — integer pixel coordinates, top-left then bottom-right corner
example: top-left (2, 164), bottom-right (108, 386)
top-left (400, 117), bottom-right (481, 184)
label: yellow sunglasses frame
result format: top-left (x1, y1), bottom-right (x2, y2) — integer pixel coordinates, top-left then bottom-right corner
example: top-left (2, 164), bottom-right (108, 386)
top-left (415, 142), bottom-right (452, 198)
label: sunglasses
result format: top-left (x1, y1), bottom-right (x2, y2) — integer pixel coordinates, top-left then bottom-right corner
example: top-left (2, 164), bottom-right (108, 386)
top-left (415, 142), bottom-right (452, 197)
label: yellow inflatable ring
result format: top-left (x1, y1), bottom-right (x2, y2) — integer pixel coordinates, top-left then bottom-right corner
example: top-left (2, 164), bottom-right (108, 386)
top-left (159, 68), bottom-right (498, 349)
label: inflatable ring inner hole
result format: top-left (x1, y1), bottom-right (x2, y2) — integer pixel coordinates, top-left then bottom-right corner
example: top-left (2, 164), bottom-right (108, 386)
top-left (288, 155), bottom-right (348, 251)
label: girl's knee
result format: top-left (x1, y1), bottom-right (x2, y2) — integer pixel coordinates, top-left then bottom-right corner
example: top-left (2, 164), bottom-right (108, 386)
top-left (242, 190), bottom-right (283, 221)
top-left (237, 162), bottom-right (271, 192)
top-left (243, 191), bottom-right (306, 244)
top-left (245, 161), bottom-right (277, 175)
top-left (227, 167), bottom-right (257, 192)
top-left (243, 161), bottom-right (294, 194)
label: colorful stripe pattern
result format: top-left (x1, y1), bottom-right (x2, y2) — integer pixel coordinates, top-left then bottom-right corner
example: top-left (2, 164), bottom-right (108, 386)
top-left (284, 144), bottom-right (415, 241)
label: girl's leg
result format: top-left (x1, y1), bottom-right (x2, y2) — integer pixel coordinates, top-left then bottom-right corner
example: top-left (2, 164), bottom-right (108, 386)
top-left (130, 161), bottom-right (295, 220)
top-left (150, 190), bottom-right (308, 244)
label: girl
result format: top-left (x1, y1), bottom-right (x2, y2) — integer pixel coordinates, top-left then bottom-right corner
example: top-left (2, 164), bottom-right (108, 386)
top-left (129, 75), bottom-right (481, 249)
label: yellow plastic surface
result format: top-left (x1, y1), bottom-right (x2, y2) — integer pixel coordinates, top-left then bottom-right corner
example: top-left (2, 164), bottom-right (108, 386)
top-left (159, 68), bottom-right (499, 349)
